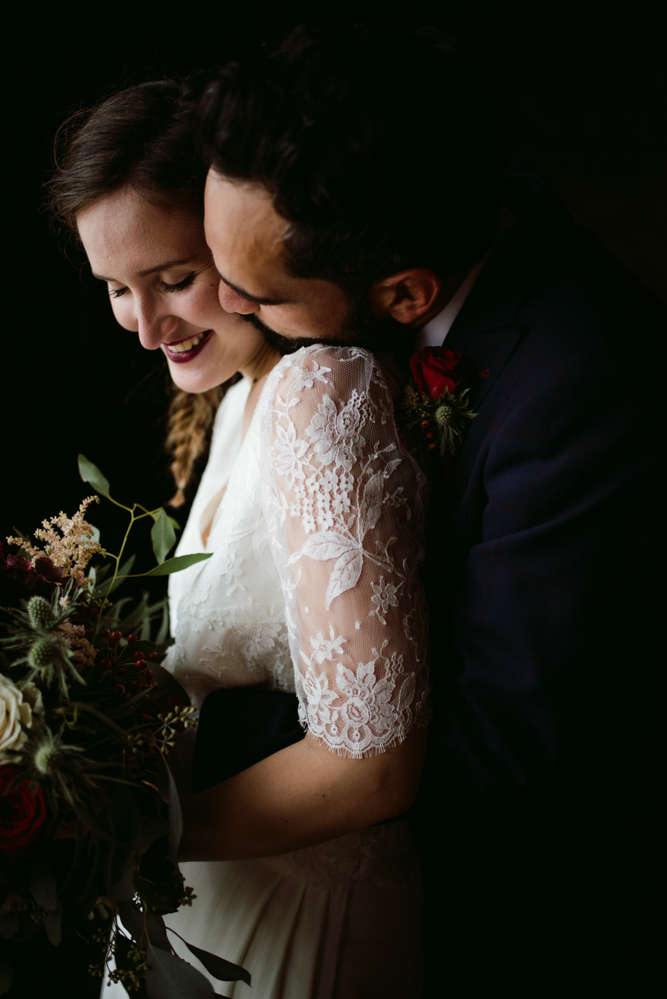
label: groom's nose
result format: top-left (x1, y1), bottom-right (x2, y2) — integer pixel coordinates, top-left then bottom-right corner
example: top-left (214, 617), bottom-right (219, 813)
top-left (217, 280), bottom-right (258, 316)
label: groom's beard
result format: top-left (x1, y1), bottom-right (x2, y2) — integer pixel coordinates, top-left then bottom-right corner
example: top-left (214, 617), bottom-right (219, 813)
top-left (238, 296), bottom-right (406, 357)
top-left (238, 310), bottom-right (333, 354)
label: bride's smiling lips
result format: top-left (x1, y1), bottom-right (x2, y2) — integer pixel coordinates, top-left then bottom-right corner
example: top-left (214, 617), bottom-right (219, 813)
top-left (162, 329), bottom-right (213, 364)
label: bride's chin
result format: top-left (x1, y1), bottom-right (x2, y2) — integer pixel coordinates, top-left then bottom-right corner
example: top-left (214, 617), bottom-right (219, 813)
top-left (166, 358), bottom-right (234, 395)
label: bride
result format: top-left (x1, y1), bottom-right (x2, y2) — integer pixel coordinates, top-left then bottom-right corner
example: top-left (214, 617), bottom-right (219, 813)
top-left (50, 78), bottom-right (430, 999)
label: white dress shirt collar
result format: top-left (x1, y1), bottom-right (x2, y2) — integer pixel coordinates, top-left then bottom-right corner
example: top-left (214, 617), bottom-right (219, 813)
top-left (417, 256), bottom-right (486, 349)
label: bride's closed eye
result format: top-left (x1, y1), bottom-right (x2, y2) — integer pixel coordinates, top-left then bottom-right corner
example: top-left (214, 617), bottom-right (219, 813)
top-left (108, 272), bottom-right (196, 299)
top-left (162, 272), bottom-right (197, 293)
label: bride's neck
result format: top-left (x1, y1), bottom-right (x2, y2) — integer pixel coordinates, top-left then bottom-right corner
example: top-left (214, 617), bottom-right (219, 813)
top-left (241, 368), bottom-right (275, 442)
top-left (240, 341), bottom-right (281, 385)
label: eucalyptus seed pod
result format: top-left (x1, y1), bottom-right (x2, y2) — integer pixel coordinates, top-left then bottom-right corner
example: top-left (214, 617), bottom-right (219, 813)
top-left (27, 595), bottom-right (57, 632)
top-left (28, 636), bottom-right (64, 670)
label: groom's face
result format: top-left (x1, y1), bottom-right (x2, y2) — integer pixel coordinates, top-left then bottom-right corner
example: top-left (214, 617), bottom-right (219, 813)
top-left (204, 171), bottom-right (358, 347)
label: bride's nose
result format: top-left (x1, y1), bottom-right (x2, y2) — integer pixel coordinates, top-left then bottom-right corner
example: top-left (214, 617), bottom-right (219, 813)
top-left (135, 300), bottom-right (179, 350)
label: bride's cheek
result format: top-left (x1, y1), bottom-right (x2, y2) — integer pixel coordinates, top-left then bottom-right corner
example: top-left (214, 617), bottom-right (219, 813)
top-left (111, 299), bottom-right (137, 333)
top-left (184, 289), bottom-right (214, 325)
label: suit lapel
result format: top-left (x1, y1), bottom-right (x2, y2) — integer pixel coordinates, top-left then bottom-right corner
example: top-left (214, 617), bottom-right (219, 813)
top-left (445, 176), bottom-right (575, 409)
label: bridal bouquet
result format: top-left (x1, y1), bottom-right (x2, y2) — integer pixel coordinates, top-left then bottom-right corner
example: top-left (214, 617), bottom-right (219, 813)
top-left (0, 457), bottom-right (250, 997)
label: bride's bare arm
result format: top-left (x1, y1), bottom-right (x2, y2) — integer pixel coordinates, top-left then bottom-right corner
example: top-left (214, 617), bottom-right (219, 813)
top-left (179, 727), bottom-right (426, 860)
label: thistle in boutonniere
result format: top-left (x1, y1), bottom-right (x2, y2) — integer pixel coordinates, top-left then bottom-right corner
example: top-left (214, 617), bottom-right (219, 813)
top-left (401, 347), bottom-right (477, 458)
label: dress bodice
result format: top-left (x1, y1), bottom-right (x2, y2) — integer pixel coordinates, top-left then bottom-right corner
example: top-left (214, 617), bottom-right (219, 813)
top-left (166, 345), bottom-right (430, 756)
top-left (165, 377), bottom-right (293, 708)
top-left (168, 376), bottom-right (249, 634)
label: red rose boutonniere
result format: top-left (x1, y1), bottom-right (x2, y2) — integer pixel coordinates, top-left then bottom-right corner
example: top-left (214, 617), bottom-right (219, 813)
top-left (402, 347), bottom-right (477, 457)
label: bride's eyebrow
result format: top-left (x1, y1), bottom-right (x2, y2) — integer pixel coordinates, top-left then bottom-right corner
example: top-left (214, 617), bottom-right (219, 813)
top-left (92, 258), bottom-right (195, 281)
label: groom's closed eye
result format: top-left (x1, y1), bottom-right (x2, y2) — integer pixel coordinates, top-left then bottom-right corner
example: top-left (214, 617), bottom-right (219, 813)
top-left (215, 270), bottom-right (289, 307)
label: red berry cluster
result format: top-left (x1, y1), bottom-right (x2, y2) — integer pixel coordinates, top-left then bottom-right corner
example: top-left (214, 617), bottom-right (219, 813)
top-left (419, 418), bottom-right (439, 451)
top-left (98, 628), bottom-right (160, 699)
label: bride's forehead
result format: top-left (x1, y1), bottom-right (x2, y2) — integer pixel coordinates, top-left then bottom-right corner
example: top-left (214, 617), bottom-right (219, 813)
top-left (77, 187), bottom-right (203, 265)
top-left (79, 186), bottom-right (199, 241)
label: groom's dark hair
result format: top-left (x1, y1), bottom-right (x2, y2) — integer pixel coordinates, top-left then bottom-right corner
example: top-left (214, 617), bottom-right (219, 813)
top-left (201, 23), bottom-right (504, 296)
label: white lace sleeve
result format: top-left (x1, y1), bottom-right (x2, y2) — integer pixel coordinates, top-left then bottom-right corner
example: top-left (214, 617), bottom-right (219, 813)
top-left (259, 345), bottom-right (430, 758)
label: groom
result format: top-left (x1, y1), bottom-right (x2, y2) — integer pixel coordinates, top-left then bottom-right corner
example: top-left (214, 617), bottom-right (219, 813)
top-left (199, 24), bottom-right (664, 995)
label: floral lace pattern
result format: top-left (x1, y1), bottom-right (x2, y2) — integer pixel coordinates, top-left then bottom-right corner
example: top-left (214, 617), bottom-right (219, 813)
top-left (260, 345), bottom-right (430, 758)
top-left (265, 821), bottom-right (420, 889)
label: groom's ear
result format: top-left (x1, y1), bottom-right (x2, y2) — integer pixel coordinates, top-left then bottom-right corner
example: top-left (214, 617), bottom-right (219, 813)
top-left (368, 269), bottom-right (444, 327)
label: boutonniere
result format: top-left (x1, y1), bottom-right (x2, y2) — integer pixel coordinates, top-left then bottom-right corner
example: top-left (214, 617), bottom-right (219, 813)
top-left (401, 347), bottom-right (478, 457)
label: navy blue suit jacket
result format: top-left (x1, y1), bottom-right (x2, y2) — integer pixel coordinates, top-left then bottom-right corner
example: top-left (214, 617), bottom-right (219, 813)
top-left (418, 176), bottom-right (665, 994)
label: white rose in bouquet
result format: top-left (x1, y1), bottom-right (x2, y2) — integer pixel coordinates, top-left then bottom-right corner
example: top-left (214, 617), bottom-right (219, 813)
top-left (0, 674), bottom-right (42, 759)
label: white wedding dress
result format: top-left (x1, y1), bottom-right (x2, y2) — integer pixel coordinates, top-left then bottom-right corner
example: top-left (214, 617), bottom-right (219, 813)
top-left (102, 345), bottom-right (430, 998)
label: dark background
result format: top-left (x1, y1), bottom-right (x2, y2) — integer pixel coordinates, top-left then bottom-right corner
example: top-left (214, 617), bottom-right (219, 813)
top-left (3, 0), bottom-right (665, 544)
top-left (3, 1), bottom-right (665, 995)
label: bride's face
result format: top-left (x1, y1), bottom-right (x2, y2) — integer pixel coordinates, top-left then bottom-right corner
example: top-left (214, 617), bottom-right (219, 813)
top-left (77, 186), bottom-right (270, 392)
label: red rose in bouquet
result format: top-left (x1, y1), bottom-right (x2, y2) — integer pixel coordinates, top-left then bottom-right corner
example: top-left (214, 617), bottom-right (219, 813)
top-left (409, 347), bottom-right (468, 400)
top-left (0, 766), bottom-right (51, 857)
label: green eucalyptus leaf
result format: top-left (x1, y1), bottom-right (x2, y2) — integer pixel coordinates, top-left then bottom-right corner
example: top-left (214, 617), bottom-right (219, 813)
top-left (28, 860), bottom-right (62, 946)
top-left (42, 901), bottom-right (63, 946)
top-left (115, 592), bottom-right (150, 633)
top-left (28, 859), bottom-right (57, 912)
top-left (98, 595), bottom-right (133, 627)
top-left (105, 786), bottom-right (141, 901)
top-left (144, 662), bottom-right (190, 704)
top-left (140, 612), bottom-right (152, 641)
top-left (91, 561), bottom-right (112, 584)
top-left (118, 900), bottom-right (171, 951)
top-left (167, 515), bottom-right (181, 531)
top-left (136, 553), bottom-right (213, 578)
top-left (97, 554), bottom-right (136, 597)
top-left (136, 816), bottom-right (170, 856)
top-left (156, 601), bottom-right (170, 645)
top-left (117, 900), bottom-right (143, 942)
top-left (145, 943), bottom-right (217, 998)
top-left (181, 940), bottom-right (251, 985)
top-left (164, 760), bottom-right (183, 865)
top-left (151, 509), bottom-right (177, 565)
top-left (78, 454), bottom-right (111, 500)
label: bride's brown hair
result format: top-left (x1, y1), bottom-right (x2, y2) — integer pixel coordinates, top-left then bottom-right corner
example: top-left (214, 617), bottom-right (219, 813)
top-left (46, 77), bottom-right (234, 507)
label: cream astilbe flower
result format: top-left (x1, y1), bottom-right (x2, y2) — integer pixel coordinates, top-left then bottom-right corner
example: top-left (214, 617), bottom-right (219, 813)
top-left (56, 621), bottom-right (98, 669)
top-left (7, 496), bottom-right (105, 586)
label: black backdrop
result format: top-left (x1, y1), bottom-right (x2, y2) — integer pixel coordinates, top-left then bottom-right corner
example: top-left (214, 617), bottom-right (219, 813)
top-left (3, 1), bottom-right (665, 542)
top-left (3, 1), bottom-right (665, 995)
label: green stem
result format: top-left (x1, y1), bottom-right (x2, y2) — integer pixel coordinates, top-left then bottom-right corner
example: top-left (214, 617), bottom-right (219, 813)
top-left (103, 496), bottom-right (134, 514)
top-left (93, 507), bottom-right (137, 641)
top-left (134, 504), bottom-right (161, 518)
